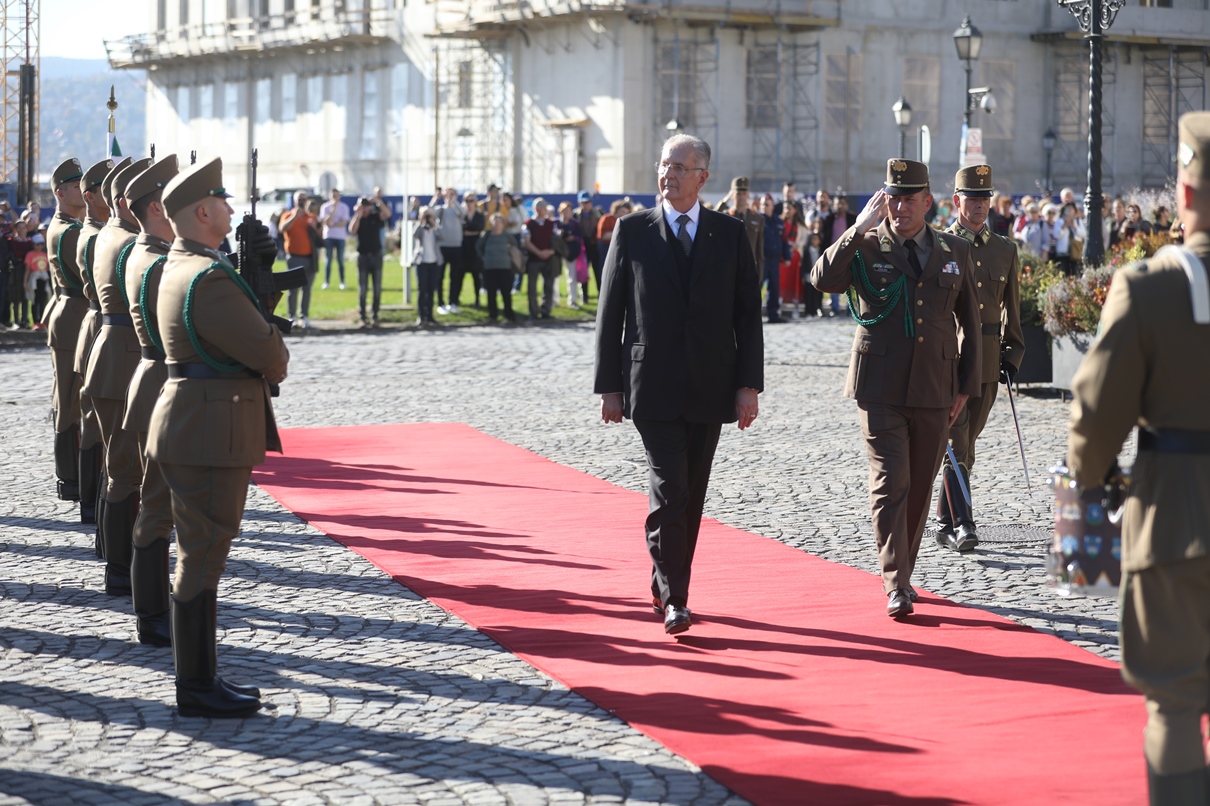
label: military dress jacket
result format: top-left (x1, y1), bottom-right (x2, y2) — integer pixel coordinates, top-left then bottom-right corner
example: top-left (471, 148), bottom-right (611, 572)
top-left (121, 234), bottom-right (171, 434)
top-left (594, 206), bottom-right (764, 423)
top-left (945, 222), bottom-right (1026, 384)
top-left (811, 220), bottom-right (982, 409)
top-left (83, 218), bottom-right (141, 401)
top-left (1068, 230), bottom-right (1210, 572)
top-left (732, 208), bottom-right (765, 269)
top-left (147, 238), bottom-right (288, 468)
top-left (45, 211), bottom-right (86, 352)
top-left (73, 218), bottom-right (107, 376)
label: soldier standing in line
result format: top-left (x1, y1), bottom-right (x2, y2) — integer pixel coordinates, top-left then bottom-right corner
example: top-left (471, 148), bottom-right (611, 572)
top-left (726, 176), bottom-right (764, 274)
top-left (84, 157), bottom-right (153, 596)
top-left (45, 159), bottom-right (87, 512)
top-left (935, 165), bottom-right (1026, 553)
top-left (73, 158), bottom-right (117, 543)
top-left (148, 158), bottom-right (289, 718)
top-left (122, 155), bottom-right (179, 647)
top-left (1068, 112), bottom-right (1210, 804)
top-left (810, 159), bottom-right (981, 618)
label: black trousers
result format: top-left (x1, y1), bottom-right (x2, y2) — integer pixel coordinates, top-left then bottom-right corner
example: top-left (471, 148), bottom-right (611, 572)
top-left (633, 418), bottom-right (722, 609)
top-left (483, 268), bottom-right (514, 321)
top-left (440, 246), bottom-right (463, 307)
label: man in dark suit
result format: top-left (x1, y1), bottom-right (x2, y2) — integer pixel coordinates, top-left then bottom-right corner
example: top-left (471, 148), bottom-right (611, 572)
top-left (594, 134), bottom-right (764, 635)
top-left (811, 159), bottom-right (981, 619)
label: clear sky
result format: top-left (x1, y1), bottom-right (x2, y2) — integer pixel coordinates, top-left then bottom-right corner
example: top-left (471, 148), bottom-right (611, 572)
top-left (41, 0), bottom-right (150, 60)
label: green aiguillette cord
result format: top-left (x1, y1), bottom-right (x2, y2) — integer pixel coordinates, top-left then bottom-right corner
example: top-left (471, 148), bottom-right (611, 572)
top-left (182, 260), bottom-right (261, 373)
top-left (847, 249), bottom-right (916, 338)
top-left (138, 256), bottom-right (168, 354)
top-left (55, 223), bottom-right (84, 291)
top-left (115, 241), bottom-right (136, 309)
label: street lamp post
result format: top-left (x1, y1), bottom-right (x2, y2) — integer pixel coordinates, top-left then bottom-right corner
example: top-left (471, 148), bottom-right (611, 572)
top-left (953, 16), bottom-right (983, 132)
top-left (1057, 0), bottom-right (1126, 267)
top-left (892, 97), bottom-right (912, 159)
top-left (1042, 127), bottom-right (1057, 198)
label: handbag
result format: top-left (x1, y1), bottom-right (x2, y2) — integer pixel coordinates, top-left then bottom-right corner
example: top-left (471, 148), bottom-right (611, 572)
top-left (550, 229), bottom-right (569, 259)
top-left (507, 241), bottom-right (525, 275)
top-left (575, 252), bottom-right (589, 283)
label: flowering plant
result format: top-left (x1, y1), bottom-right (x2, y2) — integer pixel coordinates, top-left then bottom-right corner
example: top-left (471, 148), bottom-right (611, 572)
top-left (1041, 267), bottom-right (1114, 337)
top-left (1017, 251), bottom-right (1063, 328)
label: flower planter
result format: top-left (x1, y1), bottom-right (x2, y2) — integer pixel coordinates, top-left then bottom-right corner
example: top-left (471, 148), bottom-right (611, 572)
top-left (1051, 332), bottom-right (1095, 391)
top-left (1014, 324), bottom-right (1052, 385)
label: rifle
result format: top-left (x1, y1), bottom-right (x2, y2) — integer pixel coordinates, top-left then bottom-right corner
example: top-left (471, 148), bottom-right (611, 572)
top-left (237, 148), bottom-right (306, 396)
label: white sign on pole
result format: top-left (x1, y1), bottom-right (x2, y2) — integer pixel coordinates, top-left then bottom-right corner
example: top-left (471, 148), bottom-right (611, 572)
top-left (961, 127), bottom-right (984, 167)
top-left (919, 125), bottom-right (932, 165)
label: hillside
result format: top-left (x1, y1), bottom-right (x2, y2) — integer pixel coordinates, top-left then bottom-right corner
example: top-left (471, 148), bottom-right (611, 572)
top-left (39, 57), bottom-right (147, 174)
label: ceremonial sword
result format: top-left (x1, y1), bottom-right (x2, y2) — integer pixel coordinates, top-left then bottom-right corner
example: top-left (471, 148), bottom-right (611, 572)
top-left (1004, 381), bottom-right (1033, 495)
top-left (945, 443), bottom-right (972, 507)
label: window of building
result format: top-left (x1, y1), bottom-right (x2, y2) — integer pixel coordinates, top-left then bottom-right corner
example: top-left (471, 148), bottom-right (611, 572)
top-left (361, 70), bottom-right (379, 159)
top-left (903, 56), bottom-right (940, 136)
top-left (657, 40), bottom-right (696, 129)
top-left (328, 74), bottom-right (347, 140)
top-left (177, 85), bottom-right (192, 148)
top-left (390, 62), bottom-right (408, 138)
top-left (254, 77), bottom-right (271, 145)
top-left (457, 61), bottom-right (473, 109)
top-left (746, 46), bottom-right (779, 129)
top-left (306, 74), bottom-right (323, 143)
top-left (824, 52), bottom-right (862, 133)
top-left (199, 83), bottom-right (214, 119)
top-left (281, 73), bottom-right (297, 142)
top-left (179, 0), bottom-right (190, 26)
top-left (982, 60), bottom-right (1016, 141)
top-left (223, 81), bottom-right (239, 144)
top-left (203, 0), bottom-right (224, 24)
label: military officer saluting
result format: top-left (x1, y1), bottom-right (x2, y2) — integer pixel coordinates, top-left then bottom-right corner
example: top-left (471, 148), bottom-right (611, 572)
top-left (935, 165), bottom-right (1025, 552)
top-left (810, 159), bottom-right (981, 618)
top-left (725, 176), bottom-right (764, 271)
top-left (1068, 111), bottom-right (1210, 804)
top-left (74, 158), bottom-right (117, 540)
top-left (121, 155), bottom-right (180, 647)
top-left (147, 158), bottom-right (289, 718)
top-left (45, 158), bottom-right (88, 512)
top-left (84, 156), bottom-right (153, 596)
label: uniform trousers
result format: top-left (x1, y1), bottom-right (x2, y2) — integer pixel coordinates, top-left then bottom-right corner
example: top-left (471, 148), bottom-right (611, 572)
top-left (858, 402), bottom-right (950, 593)
top-left (75, 313), bottom-right (103, 449)
top-left (132, 431), bottom-right (174, 551)
top-left (1120, 554), bottom-right (1210, 774)
top-left (92, 397), bottom-right (141, 501)
top-left (949, 380), bottom-right (999, 470)
top-left (51, 348), bottom-right (82, 430)
top-left (160, 463), bottom-right (252, 601)
top-left (633, 418), bottom-right (722, 609)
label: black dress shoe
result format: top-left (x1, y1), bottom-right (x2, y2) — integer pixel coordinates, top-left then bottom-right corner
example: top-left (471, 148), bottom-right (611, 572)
top-left (954, 524), bottom-right (979, 553)
top-left (887, 589), bottom-right (914, 618)
top-left (218, 677), bottom-right (261, 698)
top-left (935, 527), bottom-right (957, 550)
top-left (907, 586), bottom-right (919, 603)
top-left (664, 604), bottom-right (691, 635)
top-left (652, 597), bottom-right (691, 617)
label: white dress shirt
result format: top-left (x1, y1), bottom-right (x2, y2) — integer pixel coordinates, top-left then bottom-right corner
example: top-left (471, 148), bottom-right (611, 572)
top-left (662, 199), bottom-right (701, 244)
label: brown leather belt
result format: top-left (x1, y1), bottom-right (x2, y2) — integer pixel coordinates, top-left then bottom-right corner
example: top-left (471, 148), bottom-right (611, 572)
top-left (59, 288), bottom-right (84, 299)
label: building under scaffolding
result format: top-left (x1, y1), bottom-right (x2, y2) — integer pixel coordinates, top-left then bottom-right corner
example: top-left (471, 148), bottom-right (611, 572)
top-left (1, 0), bottom-right (38, 205)
top-left (104, 0), bottom-right (1210, 201)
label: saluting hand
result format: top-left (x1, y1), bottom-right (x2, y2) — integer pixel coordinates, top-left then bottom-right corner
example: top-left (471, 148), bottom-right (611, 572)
top-left (855, 190), bottom-right (887, 235)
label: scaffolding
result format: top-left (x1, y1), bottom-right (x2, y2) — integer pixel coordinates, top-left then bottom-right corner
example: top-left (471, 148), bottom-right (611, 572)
top-left (749, 34), bottom-right (820, 193)
top-left (654, 28), bottom-right (720, 172)
top-left (1052, 47), bottom-right (1117, 195)
top-left (433, 36), bottom-right (514, 192)
top-left (1142, 48), bottom-right (1207, 189)
top-left (1, 0), bottom-right (38, 202)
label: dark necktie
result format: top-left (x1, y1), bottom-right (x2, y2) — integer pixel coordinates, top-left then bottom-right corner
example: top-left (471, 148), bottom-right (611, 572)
top-left (676, 214), bottom-right (693, 256)
top-left (904, 238), bottom-right (923, 278)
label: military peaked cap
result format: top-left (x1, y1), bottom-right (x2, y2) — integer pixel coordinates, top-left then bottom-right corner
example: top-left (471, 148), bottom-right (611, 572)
top-left (731, 176), bottom-right (750, 192)
top-left (884, 159), bottom-right (929, 196)
top-left (954, 164), bottom-right (994, 197)
top-left (101, 157), bottom-right (131, 208)
top-left (52, 158), bottom-right (84, 190)
top-left (126, 155), bottom-right (180, 205)
top-left (80, 159), bottom-right (115, 193)
top-left (162, 157), bottom-right (233, 219)
top-left (1178, 111), bottom-right (1210, 183)
top-left (112, 158), bottom-right (153, 205)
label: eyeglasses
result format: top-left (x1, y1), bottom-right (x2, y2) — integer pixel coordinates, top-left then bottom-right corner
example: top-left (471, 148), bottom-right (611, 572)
top-left (655, 161), bottom-right (705, 178)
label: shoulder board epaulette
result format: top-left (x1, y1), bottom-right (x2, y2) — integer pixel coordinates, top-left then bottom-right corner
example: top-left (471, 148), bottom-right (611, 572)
top-left (1130, 260), bottom-right (1149, 274)
top-left (878, 235), bottom-right (893, 253)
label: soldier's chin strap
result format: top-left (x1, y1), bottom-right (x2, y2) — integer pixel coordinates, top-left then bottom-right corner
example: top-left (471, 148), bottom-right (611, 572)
top-left (1157, 245), bottom-right (1210, 324)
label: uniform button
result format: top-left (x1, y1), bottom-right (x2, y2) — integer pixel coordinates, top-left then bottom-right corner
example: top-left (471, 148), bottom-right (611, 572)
top-left (1000, 275), bottom-right (1006, 281)
top-left (917, 282), bottom-right (924, 288)
top-left (917, 336), bottom-right (924, 343)
top-left (916, 299), bottom-right (923, 306)
top-left (976, 260), bottom-right (982, 267)
top-left (916, 318), bottom-right (923, 325)
top-left (881, 277), bottom-right (887, 284)
top-left (977, 281), bottom-right (983, 288)
top-left (979, 303), bottom-right (984, 309)
top-left (955, 353), bottom-right (960, 359)
top-left (232, 395), bottom-right (240, 403)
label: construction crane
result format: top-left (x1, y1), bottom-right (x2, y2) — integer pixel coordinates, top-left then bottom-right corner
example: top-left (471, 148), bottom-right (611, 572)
top-left (1, 0), bottom-right (38, 206)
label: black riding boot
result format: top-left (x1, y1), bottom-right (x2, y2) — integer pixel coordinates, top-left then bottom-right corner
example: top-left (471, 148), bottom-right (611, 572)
top-left (102, 492), bottom-right (138, 597)
top-left (132, 537), bottom-right (171, 646)
top-left (78, 442), bottom-right (102, 526)
top-left (934, 478), bottom-right (954, 544)
top-left (1146, 762), bottom-right (1208, 806)
top-left (172, 590), bottom-right (260, 718)
top-left (940, 463), bottom-right (979, 553)
top-left (54, 426), bottom-right (80, 501)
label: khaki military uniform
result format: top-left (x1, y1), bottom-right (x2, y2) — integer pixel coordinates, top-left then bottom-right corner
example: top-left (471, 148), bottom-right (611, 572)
top-left (147, 238), bottom-right (288, 601)
top-left (1068, 230), bottom-right (1210, 776)
top-left (123, 233), bottom-right (173, 554)
top-left (943, 222), bottom-right (1025, 469)
top-left (812, 219), bottom-right (981, 593)
top-left (84, 217), bottom-right (143, 502)
top-left (46, 211), bottom-right (87, 431)
top-left (733, 208), bottom-right (764, 271)
top-left (74, 216), bottom-right (108, 452)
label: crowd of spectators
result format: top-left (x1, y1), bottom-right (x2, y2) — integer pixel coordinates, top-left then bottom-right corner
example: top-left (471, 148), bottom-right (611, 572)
top-left (1, 199), bottom-right (52, 331)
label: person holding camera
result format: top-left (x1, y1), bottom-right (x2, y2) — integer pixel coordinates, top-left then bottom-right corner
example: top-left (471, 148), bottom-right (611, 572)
top-left (349, 196), bottom-right (387, 328)
top-left (411, 207), bottom-right (443, 327)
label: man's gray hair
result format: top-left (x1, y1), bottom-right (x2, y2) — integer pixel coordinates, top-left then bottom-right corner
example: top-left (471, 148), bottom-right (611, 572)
top-left (662, 134), bottom-right (711, 171)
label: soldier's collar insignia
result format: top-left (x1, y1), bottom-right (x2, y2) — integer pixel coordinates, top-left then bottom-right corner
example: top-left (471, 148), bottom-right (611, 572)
top-left (879, 235), bottom-right (893, 253)
top-left (939, 237), bottom-right (952, 253)
top-left (1180, 141), bottom-right (1195, 167)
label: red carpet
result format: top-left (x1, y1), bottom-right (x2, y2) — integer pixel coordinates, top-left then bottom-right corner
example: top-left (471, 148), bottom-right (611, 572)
top-left (253, 423), bottom-right (1145, 806)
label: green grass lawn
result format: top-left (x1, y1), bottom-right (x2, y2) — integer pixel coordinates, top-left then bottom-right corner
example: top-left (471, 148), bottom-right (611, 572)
top-left (292, 254), bottom-right (599, 326)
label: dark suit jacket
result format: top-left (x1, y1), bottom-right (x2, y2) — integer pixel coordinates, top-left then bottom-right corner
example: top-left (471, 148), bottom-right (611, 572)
top-left (594, 206), bottom-right (764, 423)
top-left (820, 211), bottom-right (858, 251)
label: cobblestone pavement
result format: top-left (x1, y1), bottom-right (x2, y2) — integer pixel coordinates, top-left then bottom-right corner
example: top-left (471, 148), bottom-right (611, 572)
top-left (0, 317), bottom-right (1123, 804)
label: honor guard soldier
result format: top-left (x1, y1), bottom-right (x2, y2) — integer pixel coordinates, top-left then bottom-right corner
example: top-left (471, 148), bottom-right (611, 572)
top-left (1068, 111), bottom-right (1210, 804)
top-left (122, 155), bottom-right (180, 647)
top-left (84, 156), bottom-right (153, 596)
top-left (147, 158), bottom-right (289, 717)
top-left (810, 159), bottom-right (981, 618)
top-left (73, 158), bottom-right (116, 541)
top-left (726, 176), bottom-right (764, 270)
top-left (45, 158), bottom-right (88, 512)
top-left (935, 165), bottom-right (1026, 552)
